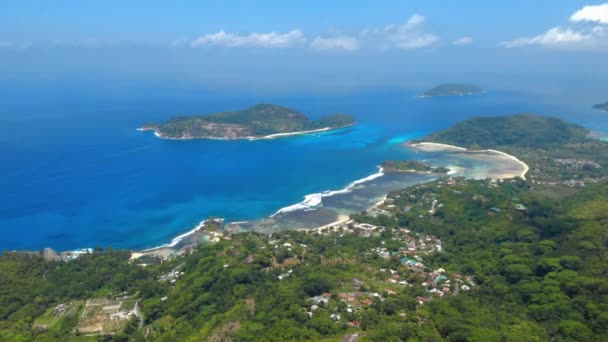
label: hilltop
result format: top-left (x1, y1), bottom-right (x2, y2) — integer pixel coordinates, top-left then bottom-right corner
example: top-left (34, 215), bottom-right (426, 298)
top-left (422, 83), bottom-right (482, 97)
top-left (420, 114), bottom-right (588, 150)
top-left (139, 104), bottom-right (355, 140)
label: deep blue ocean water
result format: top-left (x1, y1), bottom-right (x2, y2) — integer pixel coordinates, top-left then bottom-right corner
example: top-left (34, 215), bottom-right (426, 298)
top-left (1, 87), bottom-right (606, 251)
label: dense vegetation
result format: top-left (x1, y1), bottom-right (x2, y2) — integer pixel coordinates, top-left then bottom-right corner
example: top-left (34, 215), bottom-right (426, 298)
top-left (0, 249), bottom-right (169, 341)
top-left (142, 104), bottom-right (355, 139)
top-left (382, 160), bottom-right (450, 174)
top-left (2, 178), bottom-right (608, 341)
top-left (423, 84), bottom-right (482, 97)
top-left (593, 101), bottom-right (608, 112)
top-left (422, 114), bottom-right (588, 150)
top-left (353, 177), bottom-right (608, 341)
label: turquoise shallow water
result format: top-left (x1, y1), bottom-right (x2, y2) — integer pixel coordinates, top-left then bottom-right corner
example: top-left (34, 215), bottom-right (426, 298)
top-left (0, 88), bottom-right (606, 251)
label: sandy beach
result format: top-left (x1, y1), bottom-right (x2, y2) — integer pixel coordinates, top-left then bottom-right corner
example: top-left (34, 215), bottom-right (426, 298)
top-left (409, 142), bottom-right (467, 152)
top-left (138, 124), bottom-right (352, 141)
top-left (409, 141), bottom-right (529, 180)
top-left (258, 127), bottom-right (332, 139)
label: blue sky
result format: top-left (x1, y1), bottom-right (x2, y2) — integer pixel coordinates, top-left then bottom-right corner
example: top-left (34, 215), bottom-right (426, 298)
top-left (0, 1), bottom-right (607, 95)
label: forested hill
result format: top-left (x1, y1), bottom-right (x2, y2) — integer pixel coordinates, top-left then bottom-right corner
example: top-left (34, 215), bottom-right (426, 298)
top-left (141, 104), bottom-right (355, 139)
top-left (421, 114), bottom-right (589, 149)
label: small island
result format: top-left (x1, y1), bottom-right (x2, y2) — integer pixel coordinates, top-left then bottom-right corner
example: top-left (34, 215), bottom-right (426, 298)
top-left (421, 83), bottom-right (482, 97)
top-left (139, 104), bottom-right (356, 140)
top-left (382, 160), bottom-right (450, 174)
top-left (593, 101), bottom-right (608, 112)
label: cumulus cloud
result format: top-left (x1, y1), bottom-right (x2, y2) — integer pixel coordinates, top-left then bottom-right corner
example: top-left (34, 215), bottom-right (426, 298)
top-left (502, 3), bottom-right (608, 49)
top-left (570, 3), bottom-right (608, 24)
top-left (190, 30), bottom-right (305, 48)
top-left (310, 36), bottom-right (359, 51)
top-left (452, 36), bottom-right (473, 46)
top-left (188, 14), bottom-right (438, 51)
top-left (501, 27), bottom-right (592, 48)
top-left (372, 14), bottom-right (439, 49)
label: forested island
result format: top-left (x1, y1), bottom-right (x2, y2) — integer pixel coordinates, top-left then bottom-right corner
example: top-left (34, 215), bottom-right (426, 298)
top-left (3, 114), bottom-right (608, 341)
top-left (382, 160), bottom-right (450, 174)
top-left (139, 104), bottom-right (355, 140)
top-left (593, 101), bottom-right (608, 112)
top-left (421, 83), bottom-right (482, 97)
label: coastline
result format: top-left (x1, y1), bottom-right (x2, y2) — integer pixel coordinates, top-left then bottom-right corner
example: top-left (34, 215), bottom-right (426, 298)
top-left (409, 141), bottom-right (530, 180)
top-left (137, 124), bottom-right (354, 141)
top-left (134, 141), bottom-right (530, 259)
top-left (26, 140), bottom-right (530, 261)
top-left (129, 166), bottom-right (388, 260)
top-left (270, 166), bottom-right (385, 217)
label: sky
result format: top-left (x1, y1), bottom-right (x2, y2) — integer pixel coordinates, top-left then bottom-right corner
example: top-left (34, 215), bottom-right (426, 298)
top-left (0, 1), bottom-right (607, 96)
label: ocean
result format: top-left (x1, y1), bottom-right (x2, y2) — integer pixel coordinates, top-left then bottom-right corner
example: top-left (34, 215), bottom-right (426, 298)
top-left (1, 87), bottom-right (606, 251)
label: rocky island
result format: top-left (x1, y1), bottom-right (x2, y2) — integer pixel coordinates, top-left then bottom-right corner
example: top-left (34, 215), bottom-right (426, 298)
top-left (139, 104), bottom-right (356, 140)
top-left (593, 101), bottom-right (608, 112)
top-left (421, 83), bottom-right (482, 97)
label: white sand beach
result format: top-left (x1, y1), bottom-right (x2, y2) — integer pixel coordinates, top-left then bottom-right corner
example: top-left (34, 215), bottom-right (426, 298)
top-left (410, 141), bottom-right (530, 180)
top-left (409, 142), bottom-right (467, 152)
top-left (259, 127), bottom-right (332, 139)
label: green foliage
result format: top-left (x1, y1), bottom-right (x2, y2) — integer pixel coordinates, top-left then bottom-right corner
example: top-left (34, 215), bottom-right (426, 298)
top-left (423, 114), bottom-right (589, 149)
top-left (146, 103), bottom-right (355, 138)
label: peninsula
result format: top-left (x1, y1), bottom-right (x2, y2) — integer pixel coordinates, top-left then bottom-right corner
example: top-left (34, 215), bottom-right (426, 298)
top-left (139, 104), bottom-right (355, 140)
top-left (421, 83), bottom-right (482, 97)
top-left (593, 101), bottom-right (608, 112)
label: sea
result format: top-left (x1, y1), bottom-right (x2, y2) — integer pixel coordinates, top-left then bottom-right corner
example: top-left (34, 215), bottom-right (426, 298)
top-left (1, 86), bottom-right (607, 251)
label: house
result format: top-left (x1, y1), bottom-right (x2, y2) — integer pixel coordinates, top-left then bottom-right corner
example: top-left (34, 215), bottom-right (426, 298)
top-left (514, 204), bottom-right (528, 211)
top-left (347, 320), bottom-right (360, 327)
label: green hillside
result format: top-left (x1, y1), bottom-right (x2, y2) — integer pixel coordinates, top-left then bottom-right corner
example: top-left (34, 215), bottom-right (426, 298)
top-left (142, 104), bottom-right (355, 139)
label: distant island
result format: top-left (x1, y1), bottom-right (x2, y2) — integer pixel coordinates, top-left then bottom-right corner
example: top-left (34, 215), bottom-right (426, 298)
top-left (593, 101), bottom-right (608, 112)
top-left (382, 160), bottom-right (450, 174)
top-left (139, 104), bottom-right (356, 140)
top-left (421, 83), bottom-right (483, 97)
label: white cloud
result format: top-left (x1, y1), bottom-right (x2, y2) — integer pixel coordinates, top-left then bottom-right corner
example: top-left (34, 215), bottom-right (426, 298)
top-left (452, 36), bottom-right (473, 46)
top-left (502, 4), bottom-right (608, 49)
top-left (382, 15), bottom-right (438, 49)
top-left (310, 36), bottom-right (359, 51)
top-left (191, 30), bottom-right (305, 48)
top-left (0, 41), bottom-right (13, 48)
top-left (501, 27), bottom-right (592, 48)
top-left (187, 14), bottom-right (438, 51)
top-left (570, 3), bottom-right (608, 24)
